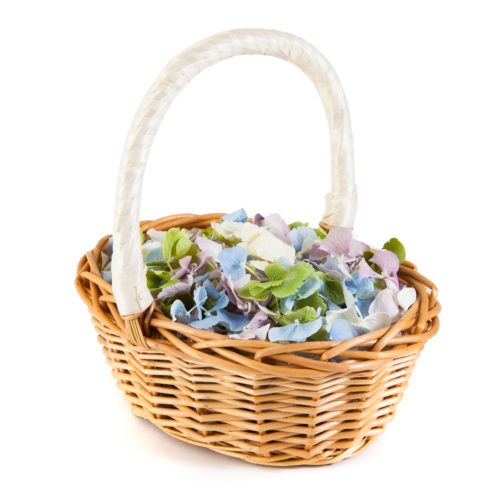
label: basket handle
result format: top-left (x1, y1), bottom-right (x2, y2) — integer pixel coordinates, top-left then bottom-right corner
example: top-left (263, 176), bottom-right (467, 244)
top-left (112, 28), bottom-right (357, 316)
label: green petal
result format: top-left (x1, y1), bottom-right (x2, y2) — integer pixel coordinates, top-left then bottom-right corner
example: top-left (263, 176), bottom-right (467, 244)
top-left (271, 262), bottom-right (314, 298)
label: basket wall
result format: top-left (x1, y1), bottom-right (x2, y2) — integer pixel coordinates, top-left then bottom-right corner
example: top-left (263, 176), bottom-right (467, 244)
top-left (75, 214), bottom-right (440, 466)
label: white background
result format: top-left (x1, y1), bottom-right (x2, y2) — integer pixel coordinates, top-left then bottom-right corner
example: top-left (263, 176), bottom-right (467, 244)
top-left (1, 1), bottom-right (499, 498)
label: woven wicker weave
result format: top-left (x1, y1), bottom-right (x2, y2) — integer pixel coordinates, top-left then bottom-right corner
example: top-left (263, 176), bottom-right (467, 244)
top-left (75, 30), bottom-right (440, 466)
top-left (76, 214), bottom-right (439, 466)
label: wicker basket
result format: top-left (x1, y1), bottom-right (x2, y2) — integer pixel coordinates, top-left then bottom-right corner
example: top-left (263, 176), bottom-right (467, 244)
top-left (75, 29), bottom-right (440, 466)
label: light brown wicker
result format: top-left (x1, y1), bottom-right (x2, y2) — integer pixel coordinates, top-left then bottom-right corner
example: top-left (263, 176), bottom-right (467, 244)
top-left (76, 213), bottom-right (440, 466)
top-left (75, 29), bottom-right (440, 466)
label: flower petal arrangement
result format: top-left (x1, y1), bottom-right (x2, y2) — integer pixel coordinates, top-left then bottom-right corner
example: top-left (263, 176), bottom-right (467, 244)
top-left (101, 209), bottom-right (416, 343)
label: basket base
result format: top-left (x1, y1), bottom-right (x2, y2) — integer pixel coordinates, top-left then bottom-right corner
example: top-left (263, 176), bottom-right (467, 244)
top-left (129, 404), bottom-right (389, 466)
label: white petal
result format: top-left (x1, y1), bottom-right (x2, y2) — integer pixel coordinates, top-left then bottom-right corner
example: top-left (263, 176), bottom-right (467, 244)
top-left (369, 288), bottom-right (400, 321)
top-left (229, 324), bottom-right (270, 341)
top-left (146, 229), bottom-right (166, 243)
top-left (247, 259), bottom-right (268, 271)
top-left (325, 307), bottom-right (359, 330)
top-left (244, 229), bottom-right (295, 264)
top-left (356, 312), bottom-right (391, 331)
top-left (397, 287), bottom-right (417, 311)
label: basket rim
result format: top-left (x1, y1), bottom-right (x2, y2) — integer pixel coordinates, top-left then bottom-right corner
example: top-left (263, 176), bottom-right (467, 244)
top-left (75, 212), bottom-right (440, 375)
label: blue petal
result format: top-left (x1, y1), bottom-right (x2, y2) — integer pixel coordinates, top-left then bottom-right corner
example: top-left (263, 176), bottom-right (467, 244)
top-left (193, 286), bottom-right (208, 319)
top-left (221, 208), bottom-right (248, 223)
top-left (297, 277), bottom-right (321, 298)
top-left (289, 226), bottom-right (318, 252)
top-left (219, 245), bottom-right (247, 280)
top-left (203, 280), bottom-right (229, 312)
top-left (326, 300), bottom-right (341, 311)
top-left (345, 278), bottom-right (358, 295)
top-left (355, 298), bottom-right (373, 318)
top-left (190, 314), bottom-right (220, 329)
top-left (268, 318), bottom-right (322, 342)
top-left (216, 310), bottom-right (250, 332)
top-left (190, 310), bottom-right (250, 332)
top-left (170, 300), bottom-right (192, 324)
top-left (144, 246), bottom-right (164, 263)
top-left (329, 319), bottom-right (357, 341)
top-left (279, 295), bottom-right (295, 314)
top-left (356, 278), bottom-right (376, 300)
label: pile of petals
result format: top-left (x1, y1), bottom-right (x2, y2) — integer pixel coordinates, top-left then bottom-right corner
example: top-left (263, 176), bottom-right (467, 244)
top-left (101, 209), bottom-right (417, 343)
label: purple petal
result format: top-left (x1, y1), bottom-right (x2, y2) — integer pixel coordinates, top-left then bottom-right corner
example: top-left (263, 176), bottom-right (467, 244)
top-left (245, 311), bottom-right (269, 329)
top-left (195, 236), bottom-right (222, 259)
top-left (219, 275), bottom-right (255, 314)
top-left (157, 280), bottom-right (192, 300)
top-left (349, 239), bottom-right (370, 257)
top-left (321, 227), bottom-right (353, 256)
top-left (261, 213), bottom-right (291, 243)
top-left (253, 213), bottom-right (265, 226)
top-left (358, 259), bottom-right (382, 279)
top-left (370, 249), bottom-right (399, 277)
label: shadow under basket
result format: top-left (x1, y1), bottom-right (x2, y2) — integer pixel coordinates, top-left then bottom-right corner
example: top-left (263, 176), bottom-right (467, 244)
top-left (75, 213), bottom-right (440, 466)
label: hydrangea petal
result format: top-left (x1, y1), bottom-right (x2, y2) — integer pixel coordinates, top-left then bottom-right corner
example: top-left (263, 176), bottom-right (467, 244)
top-left (203, 280), bottom-right (230, 312)
top-left (325, 307), bottom-right (359, 331)
top-left (289, 226), bottom-right (318, 252)
top-left (355, 298), bottom-right (373, 318)
top-left (219, 275), bottom-right (254, 314)
top-left (297, 277), bottom-right (321, 299)
top-left (350, 239), bottom-right (370, 256)
top-left (170, 300), bottom-right (192, 323)
top-left (173, 255), bottom-right (193, 279)
top-left (261, 213), bottom-right (290, 243)
top-left (221, 208), bottom-right (248, 223)
top-left (190, 314), bottom-right (220, 329)
top-left (317, 227), bottom-right (353, 257)
top-left (229, 324), bottom-right (270, 340)
top-left (195, 236), bottom-right (222, 259)
top-left (157, 280), bottom-right (192, 300)
top-left (279, 295), bottom-right (295, 314)
top-left (358, 259), bottom-right (382, 280)
top-left (397, 287), bottom-right (417, 311)
top-left (360, 312), bottom-right (391, 331)
top-left (268, 318), bottom-right (322, 342)
top-left (193, 286), bottom-right (208, 319)
top-left (356, 278), bottom-right (376, 300)
top-left (329, 319), bottom-right (357, 341)
top-left (143, 245), bottom-right (164, 264)
top-left (371, 249), bottom-right (400, 277)
top-left (146, 229), bottom-right (166, 243)
top-left (219, 245), bottom-right (247, 280)
top-left (216, 310), bottom-right (251, 332)
top-left (368, 288), bottom-right (400, 321)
